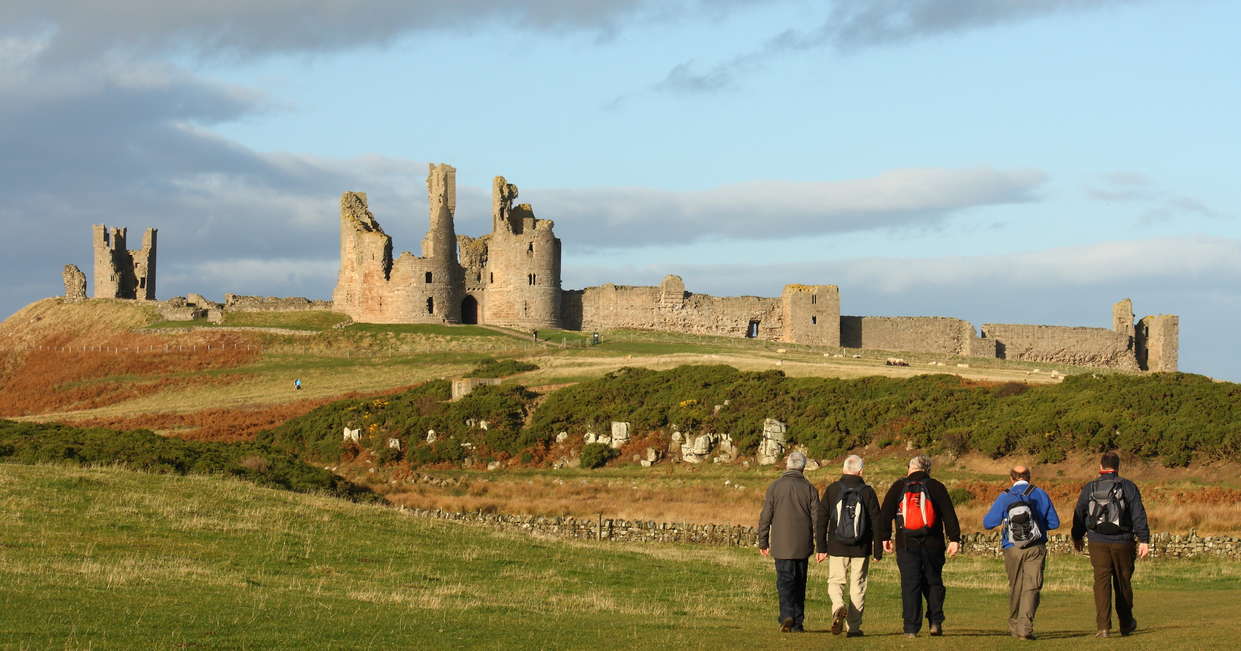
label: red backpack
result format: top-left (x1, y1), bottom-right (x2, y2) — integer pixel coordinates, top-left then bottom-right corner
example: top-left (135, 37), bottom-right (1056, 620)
top-left (899, 478), bottom-right (938, 535)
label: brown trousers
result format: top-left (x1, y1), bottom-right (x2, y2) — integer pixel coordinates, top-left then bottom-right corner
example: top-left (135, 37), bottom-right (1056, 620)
top-left (1003, 544), bottom-right (1046, 637)
top-left (1089, 541), bottom-right (1137, 631)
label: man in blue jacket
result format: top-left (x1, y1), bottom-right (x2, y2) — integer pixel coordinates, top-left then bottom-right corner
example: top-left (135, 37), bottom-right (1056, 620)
top-left (983, 465), bottom-right (1060, 640)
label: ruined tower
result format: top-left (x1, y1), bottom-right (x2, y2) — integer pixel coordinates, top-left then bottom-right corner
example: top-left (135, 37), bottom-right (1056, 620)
top-left (780, 284), bottom-right (841, 346)
top-left (1136, 315), bottom-right (1179, 372)
top-left (478, 176), bottom-right (562, 329)
top-left (92, 224), bottom-right (156, 300)
top-left (332, 164), bottom-right (464, 324)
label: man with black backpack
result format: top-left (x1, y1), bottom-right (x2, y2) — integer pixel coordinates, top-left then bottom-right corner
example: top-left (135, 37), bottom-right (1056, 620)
top-left (982, 465), bottom-right (1061, 640)
top-left (1071, 451), bottom-right (1150, 638)
top-left (814, 454), bottom-right (882, 637)
top-left (880, 455), bottom-right (961, 638)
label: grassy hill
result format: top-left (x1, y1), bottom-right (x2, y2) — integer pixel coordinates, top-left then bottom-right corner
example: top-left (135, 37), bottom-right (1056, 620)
top-left (3, 463), bottom-right (1240, 649)
top-left (0, 298), bottom-right (1117, 441)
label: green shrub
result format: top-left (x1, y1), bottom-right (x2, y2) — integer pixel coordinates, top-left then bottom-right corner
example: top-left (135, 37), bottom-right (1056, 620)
top-left (947, 487), bottom-right (973, 506)
top-left (580, 443), bottom-right (617, 469)
top-left (465, 358), bottom-right (539, 378)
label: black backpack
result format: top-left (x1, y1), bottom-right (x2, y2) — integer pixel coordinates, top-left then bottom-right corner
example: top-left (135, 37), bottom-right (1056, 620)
top-left (831, 485), bottom-right (870, 546)
top-left (1086, 477), bottom-right (1131, 535)
top-left (1004, 484), bottom-right (1043, 548)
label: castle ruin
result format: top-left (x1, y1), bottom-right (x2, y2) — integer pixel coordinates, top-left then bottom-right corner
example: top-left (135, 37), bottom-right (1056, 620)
top-left (331, 164), bottom-right (1179, 372)
top-left (91, 224), bottom-right (156, 300)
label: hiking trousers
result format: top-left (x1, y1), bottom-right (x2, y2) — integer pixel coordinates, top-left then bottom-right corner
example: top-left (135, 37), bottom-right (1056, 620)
top-left (827, 555), bottom-right (870, 632)
top-left (1089, 541), bottom-right (1136, 632)
top-left (895, 546), bottom-right (946, 634)
top-left (1003, 544), bottom-right (1046, 637)
top-left (774, 558), bottom-right (809, 627)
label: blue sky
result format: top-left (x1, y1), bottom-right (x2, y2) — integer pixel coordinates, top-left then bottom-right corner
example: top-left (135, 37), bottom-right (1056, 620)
top-left (1, 1), bottom-right (1238, 379)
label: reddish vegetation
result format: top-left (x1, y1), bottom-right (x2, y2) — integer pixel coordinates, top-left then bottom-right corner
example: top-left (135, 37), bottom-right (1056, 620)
top-left (0, 330), bottom-right (260, 417)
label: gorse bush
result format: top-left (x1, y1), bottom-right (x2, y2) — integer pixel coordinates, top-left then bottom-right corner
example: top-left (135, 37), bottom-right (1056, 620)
top-left (525, 366), bottom-right (1240, 467)
top-left (465, 358), bottom-right (539, 378)
top-left (0, 420), bottom-right (374, 501)
top-left (257, 380), bottom-right (538, 463)
top-left (580, 443), bottom-right (617, 469)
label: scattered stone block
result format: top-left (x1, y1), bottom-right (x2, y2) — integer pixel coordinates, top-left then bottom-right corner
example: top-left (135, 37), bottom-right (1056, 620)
top-left (343, 427), bottom-right (361, 443)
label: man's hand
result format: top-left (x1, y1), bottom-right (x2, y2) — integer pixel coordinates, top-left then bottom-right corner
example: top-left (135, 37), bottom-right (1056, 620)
top-left (882, 540), bottom-right (894, 553)
top-left (759, 547), bottom-right (770, 557)
top-left (815, 552), bottom-right (828, 564)
top-left (1073, 538), bottom-right (1084, 553)
top-left (947, 541), bottom-right (960, 557)
top-left (1138, 543), bottom-right (1150, 559)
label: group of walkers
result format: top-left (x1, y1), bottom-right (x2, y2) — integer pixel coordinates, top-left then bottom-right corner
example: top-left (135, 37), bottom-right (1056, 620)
top-left (757, 451), bottom-right (1150, 639)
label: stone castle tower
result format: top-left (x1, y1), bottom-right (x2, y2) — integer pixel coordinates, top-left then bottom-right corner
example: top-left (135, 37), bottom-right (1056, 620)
top-left (92, 224), bottom-right (156, 300)
top-left (333, 164), bottom-right (560, 328)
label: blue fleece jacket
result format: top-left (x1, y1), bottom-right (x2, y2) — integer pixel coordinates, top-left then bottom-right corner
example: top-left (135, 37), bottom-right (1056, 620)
top-left (982, 481), bottom-right (1061, 549)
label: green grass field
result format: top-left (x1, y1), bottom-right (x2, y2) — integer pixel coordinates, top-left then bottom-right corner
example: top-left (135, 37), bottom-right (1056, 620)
top-left (2, 463), bottom-right (1237, 649)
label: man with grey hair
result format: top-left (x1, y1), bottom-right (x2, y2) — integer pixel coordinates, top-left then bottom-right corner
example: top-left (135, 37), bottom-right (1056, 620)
top-left (815, 454), bottom-right (883, 637)
top-left (881, 455), bottom-right (961, 637)
top-left (758, 451), bottom-right (821, 633)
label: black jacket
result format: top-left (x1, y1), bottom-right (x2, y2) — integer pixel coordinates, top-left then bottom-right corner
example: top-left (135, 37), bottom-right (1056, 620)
top-left (1070, 471), bottom-right (1151, 544)
top-left (816, 474), bottom-right (883, 558)
top-left (880, 471), bottom-right (962, 552)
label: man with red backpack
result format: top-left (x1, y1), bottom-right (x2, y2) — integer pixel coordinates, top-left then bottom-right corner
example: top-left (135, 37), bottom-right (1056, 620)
top-left (880, 455), bottom-right (961, 638)
top-left (982, 465), bottom-right (1061, 640)
top-left (1071, 451), bottom-right (1150, 638)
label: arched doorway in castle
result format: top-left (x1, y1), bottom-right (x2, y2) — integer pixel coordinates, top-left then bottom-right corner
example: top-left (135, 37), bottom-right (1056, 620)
top-left (461, 295), bottom-right (479, 324)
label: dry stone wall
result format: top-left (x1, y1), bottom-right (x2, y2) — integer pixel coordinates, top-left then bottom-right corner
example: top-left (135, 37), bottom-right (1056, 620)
top-left (403, 508), bottom-right (1241, 558)
top-left (563, 279), bottom-right (785, 341)
top-left (981, 324), bottom-right (1139, 370)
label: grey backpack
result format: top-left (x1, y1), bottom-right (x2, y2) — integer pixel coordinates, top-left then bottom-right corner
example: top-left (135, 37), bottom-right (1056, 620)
top-left (1004, 484), bottom-right (1042, 548)
top-left (1086, 477), bottom-right (1130, 535)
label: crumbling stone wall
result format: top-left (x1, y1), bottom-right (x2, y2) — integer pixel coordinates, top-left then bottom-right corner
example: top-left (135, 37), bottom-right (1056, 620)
top-left (222, 295), bottom-right (333, 312)
top-left (92, 224), bottom-right (156, 300)
top-left (62, 264), bottom-right (86, 301)
top-left (1137, 315), bottom-right (1179, 372)
top-left (840, 316), bottom-right (977, 355)
top-left (562, 276), bottom-right (786, 341)
top-left (981, 323), bottom-right (1139, 370)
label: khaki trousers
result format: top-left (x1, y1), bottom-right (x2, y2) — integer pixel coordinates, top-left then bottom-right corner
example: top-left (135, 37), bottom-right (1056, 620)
top-left (1003, 544), bottom-right (1047, 637)
top-left (827, 555), bottom-right (870, 632)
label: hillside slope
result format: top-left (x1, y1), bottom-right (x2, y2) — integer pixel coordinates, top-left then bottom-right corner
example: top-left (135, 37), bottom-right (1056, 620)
top-left (3, 463), bottom-right (1240, 649)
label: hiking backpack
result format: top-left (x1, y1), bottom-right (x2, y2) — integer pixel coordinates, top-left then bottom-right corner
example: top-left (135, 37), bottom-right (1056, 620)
top-left (832, 485), bottom-right (870, 546)
top-left (898, 479), bottom-right (937, 536)
top-left (1004, 484), bottom-right (1043, 548)
top-left (1086, 477), bottom-right (1130, 535)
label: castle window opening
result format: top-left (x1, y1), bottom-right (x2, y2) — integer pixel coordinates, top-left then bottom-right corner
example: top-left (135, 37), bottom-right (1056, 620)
top-left (811, 316), bottom-right (817, 325)
top-left (139, 278), bottom-right (146, 290)
top-left (489, 272), bottom-right (494, 283)
top-left (746, 320), bottom-right (760, 338)
top-left (527, 243), bottom-right (534, 255)
top-left (528, 274), bottom-right (536, 285)
top-left (425, 272), bottom-right (433, 283)
top-left (426, 297), bottom-right (434, 314)
top-left (811, 295), bottom-right (817, 305)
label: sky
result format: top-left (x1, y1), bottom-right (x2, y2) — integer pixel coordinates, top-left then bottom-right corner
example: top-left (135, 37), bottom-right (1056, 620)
top-left (1, 0), bottom-right (1238, 380)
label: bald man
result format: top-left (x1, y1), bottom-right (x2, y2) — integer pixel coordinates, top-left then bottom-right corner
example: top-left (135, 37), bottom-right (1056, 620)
top-left (983, 465), bottom-right (1060, 640)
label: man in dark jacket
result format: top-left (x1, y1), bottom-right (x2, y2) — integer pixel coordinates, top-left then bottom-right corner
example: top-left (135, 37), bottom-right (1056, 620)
top-left (880, 454), bottom-right (961, 638)
top-left (815, 454), bottom-right (882, 637)
top-left (1071, 451), bottom-right (1150, 638)
top-left (982, 465), bottom-right (1061, 640)
top-left (758, 451), bottom-right (821, 633)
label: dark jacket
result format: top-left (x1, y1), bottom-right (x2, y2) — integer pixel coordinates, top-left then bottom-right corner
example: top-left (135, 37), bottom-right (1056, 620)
top-left (758, 469), bottom-right (821, 559)
top-left (880, 471), bottom-right (962, 552)
top-left (1070, 471), bottom-right (1151, 544)
top-left (982, 481), bottom-right (1061, 549)
top-left (815, 475), bottom-right (883, 558)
